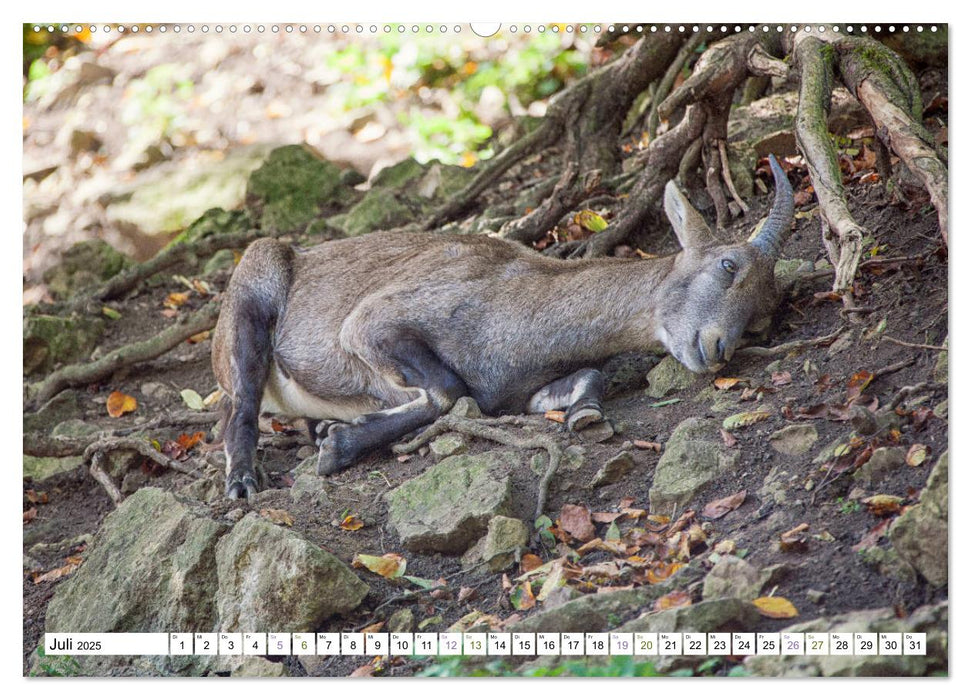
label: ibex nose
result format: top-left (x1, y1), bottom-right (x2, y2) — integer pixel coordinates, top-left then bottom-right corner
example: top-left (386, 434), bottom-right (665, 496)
top-left (716, 337), bottom-right (726, 362)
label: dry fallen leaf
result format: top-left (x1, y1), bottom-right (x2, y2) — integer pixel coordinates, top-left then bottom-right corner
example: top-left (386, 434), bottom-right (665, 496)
top-left (714, 377), bottom-right (743, 390)
top-left (163, 291), bottom-right (190, 309)
top-left (559, 504), bottom-right (596, 542)
top-left (720, 429), bottom-right (738, 447)
top-left (106, 391), bottom-right (137, 418)
top-left (632, 439), bottom-right (662, 452)
top-left (771, 371), bottom-right (792, 386)
top-left (906, 444), bottom-right (928, 467)
top-left (520, 553), bottom-right (543, 573)
top-left (33, 556), bottom-right (83, 584)
top-left (654, 590), bottom-right (692, 611)
top-left (25, 490), bottom-right (49, 505)
top-left (510, 581), bottom-right (536, 611)
top-left (702, 490), bottom-right (747, 519)
top-left (23, 507), bottom-right (37, 524)
top-left (352, 553), bottom-right (407, 579)
top-left (260, 508), bottom-right (295, 527)
top-left (176, 432), bottom-right (205, 451)
top-left (753, 596), bottom-right (799, 619)
top-left (339, 514), bottom-right (365, 531)
top-left (544, 410), bottom-right (566, 424)
top-left (862, 494), bottom-right (904, 517)
top-left (722, 410), bottom-right (771, 431)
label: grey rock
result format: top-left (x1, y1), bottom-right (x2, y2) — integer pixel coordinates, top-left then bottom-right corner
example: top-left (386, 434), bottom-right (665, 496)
top-left (890, 451), bottom-right (948, 587)
top-left (45, 488), bottom-right (228, 635)
top-left (24, 313), bottom-right (105, 375)
top-left (646, 355), bottom-right (698, 399)
top-left (745, 602), bottom-right (947, 677)
top-left (216, 512), bottom-right (369, 631)
top-left (702, 555), bottom-right (764, 601)
top-left (853, 447), bottom-right (906, 487)
top-left (387, 608), bottom-right (415, 633)
top-left (769, 424), bottom-right (819, 456)
top-left (385, 450), bottom-right (516, 553)
top-left (470, 516), bottom-right (529, 572)
top-left (449, 396), bottom-right (482, 419)
top-left (590, 451), bottom-right (635, 487)
top-left (806, 589), bottom-right (826, 605)
top-left (650, 418), bottom-right (739, 512)
top-left (430, 433), bottom-right (468, 460)
top-left (40, 239), bottom-right (131, 300)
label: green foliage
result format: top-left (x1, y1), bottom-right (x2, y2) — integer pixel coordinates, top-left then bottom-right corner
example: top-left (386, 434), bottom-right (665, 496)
top-left (320, 32), bottom-right (588, 164)
top-left (121, 64), bottom-right (195, 145)
top-left (30, 646), bottom-right (81, 677)
top-left (836, 497), bottom-right (862, 515)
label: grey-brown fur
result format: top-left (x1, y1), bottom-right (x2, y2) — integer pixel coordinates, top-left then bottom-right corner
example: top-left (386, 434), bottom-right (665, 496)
top-left (213, 155), bottom-right (794, 498)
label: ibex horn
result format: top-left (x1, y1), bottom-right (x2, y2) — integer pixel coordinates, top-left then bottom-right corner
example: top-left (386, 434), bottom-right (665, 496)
top-left (751, 154), bottom-right (795, 257)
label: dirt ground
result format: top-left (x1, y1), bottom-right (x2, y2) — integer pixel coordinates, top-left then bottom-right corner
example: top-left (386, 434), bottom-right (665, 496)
top-left (23, 31), bottom-right (948, 678)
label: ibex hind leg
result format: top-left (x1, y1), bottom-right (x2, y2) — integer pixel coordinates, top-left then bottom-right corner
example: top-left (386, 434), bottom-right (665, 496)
top-left (317, 338), bottom-right (467, 475)
top-left (219, 239), bottom-right (292, 498)
top-left (527, 368), bottom-right (608, 433)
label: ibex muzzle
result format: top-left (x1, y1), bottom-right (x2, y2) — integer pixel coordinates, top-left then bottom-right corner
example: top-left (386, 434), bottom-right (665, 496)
top-left (212, 155), bottom-right (794, 498)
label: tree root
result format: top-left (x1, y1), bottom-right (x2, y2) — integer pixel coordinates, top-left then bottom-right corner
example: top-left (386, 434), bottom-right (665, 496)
top-left (735, 326), bottom-right (846, 358)
top-left (49, 229), bottom-right (261, 315)
top-left (499, 164), bottom-right (602, 246)
top-left (880, 336), bottom-right (947, 352)
top-left (393, 414), bottom-right (564, 520)
top-left (422, 34), bottom-right (683, 230)
top-left (90, 452), bottom-right (124, 505)
top-left (27, 298), bottom-right (221, 407)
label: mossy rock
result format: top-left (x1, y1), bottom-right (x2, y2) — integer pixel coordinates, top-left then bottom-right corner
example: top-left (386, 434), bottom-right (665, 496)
top-left (169, 207), bottom-right (252, 248)
top-left (371, 157), bottom-right (428, 189)
top-left (245, 145), bottom-right (348, 232)
top-left (42, 240), bottom-right (132, 300)
top-left (24, 314), bottom-right (105, 376)
top-left (337, 189), bottom-right (416, 237)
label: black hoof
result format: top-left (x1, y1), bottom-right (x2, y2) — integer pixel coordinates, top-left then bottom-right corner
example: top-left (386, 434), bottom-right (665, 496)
top-left (225, 472), bottom-right (259, 499)
top-left (316, 425), bottom-right (355, 476)
top-left (566, 399), bottom-right (606, 433)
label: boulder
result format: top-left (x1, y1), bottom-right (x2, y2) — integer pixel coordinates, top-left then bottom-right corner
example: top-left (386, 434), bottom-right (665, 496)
top-left (650, 418), bottom-right (739, 512)
top-left (702, 555), bottom-right (765, 601)
top-left (385, 450), bottom-right (516, 552)
top-left (745, 602), bottom-right (948, 677)
top-left (645, 355), bottom-right (698, 399)
top-left (890, 451), bottom-right (948, 587)
top-left (462, 516), bottom-right (529, 572)
top-left (215, 513), bottom-right (369, 631)
top-left (589, 451), bottom-right (635, 487)
top-left (24, 313), bottom-right (105, 375)
top-left (41, 239), bottom-right (132, 300)
top-left (769, 424), bottom-right (819, 456)
top-left (245, 144), bottom-right (347, 232)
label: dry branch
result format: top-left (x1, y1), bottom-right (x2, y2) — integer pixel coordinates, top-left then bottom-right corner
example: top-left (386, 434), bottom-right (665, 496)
top-left (736, 327), bottom-right (846, 358)
top-left (28, 298), bottom-right (221, 406)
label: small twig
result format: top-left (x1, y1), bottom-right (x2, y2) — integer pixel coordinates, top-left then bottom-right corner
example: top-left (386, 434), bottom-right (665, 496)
top-left (736, 327), bottom-right (845, 358)
top-left (880, 336), bottom-right (947, 352)
top-left (394, 414), bottom-right (563, 520)
top-left (887, 381), bottom-right (946, 411)
top-left (718, 140), bottom-right (750, 213)
top-left (89, 452), bottom-right (124, 505)
top-left (871, 356), bottom-right (917, 380)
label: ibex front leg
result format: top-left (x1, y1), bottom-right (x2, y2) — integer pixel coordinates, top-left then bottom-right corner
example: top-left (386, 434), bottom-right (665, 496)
top-left (527, 368), bottom-right (609, 433)
top-left (317, 338), bottom-right (467, 475)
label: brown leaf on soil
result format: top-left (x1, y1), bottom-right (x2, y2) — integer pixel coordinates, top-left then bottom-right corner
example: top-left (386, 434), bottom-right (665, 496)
top-left (176, 432), bottom-right (205, 451)
top-left (862, 494), bottom-right (904, 517)
top-left (260, 508), bottom-right (295, 527)
top-left (339, 514), bottom-right (365, 531)
top-left (719, 429), bottom-right (738, 447)
top-left (645, 561), bottom-right (684, 584)
top-left (352, 553), bottom-right (406, 579)
top-left (591, 511), bottom-right (624, 523)
top-left (771, 371), bottom-right (792, 386)
top-left (106, 391), bottom-right (137, 418)
top-left (458, 586), bottom-right (477, 603)
top-left (25, 490), bottom-right (49, 505)
top-left (23, 507), bottom-right (37, 524)
top-left (847, 370), bottom-right (875, 400)
top-left (654, 590), bottom-right (692, 611)
top-left (714, 377), bottom-right (743, 390)
top-left (632, 439), bottom-right (662, 452)
top-left (753, 596), bottom-right (799, 619)
top-left (163, 291), bottom-right (190, 309)
top-left (33, 557), bottom-right (83, 584)
top-left (361, 621), bottom-right (385, 634)
top-left (520, 553), bottom-right (544, 573)
top-left (702, 490), bottom-right (747, 519)
top-left (852, 518), bottom-right (893, 552)
top-left (544, 410), bottom-right (566, 424)
top-left (559, 504), bottom-right (596, 542)
top-left (349, 663), bottom-right (376, 677)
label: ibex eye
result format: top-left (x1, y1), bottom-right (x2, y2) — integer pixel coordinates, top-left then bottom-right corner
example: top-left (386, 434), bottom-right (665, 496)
top-left (721, 259), bottom-right (737, 274)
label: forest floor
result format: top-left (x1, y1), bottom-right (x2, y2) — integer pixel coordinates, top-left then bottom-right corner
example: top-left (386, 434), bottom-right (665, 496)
top-left (23, 32), bottom-right (948, 678)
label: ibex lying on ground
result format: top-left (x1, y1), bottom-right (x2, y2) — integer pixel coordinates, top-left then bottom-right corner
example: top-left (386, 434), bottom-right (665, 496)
top-left (212, 155), bottom-right (794, 498)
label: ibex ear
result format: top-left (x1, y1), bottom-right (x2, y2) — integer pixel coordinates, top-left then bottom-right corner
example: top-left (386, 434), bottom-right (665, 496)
top-left (663, 181), bottom-right (714, 251)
